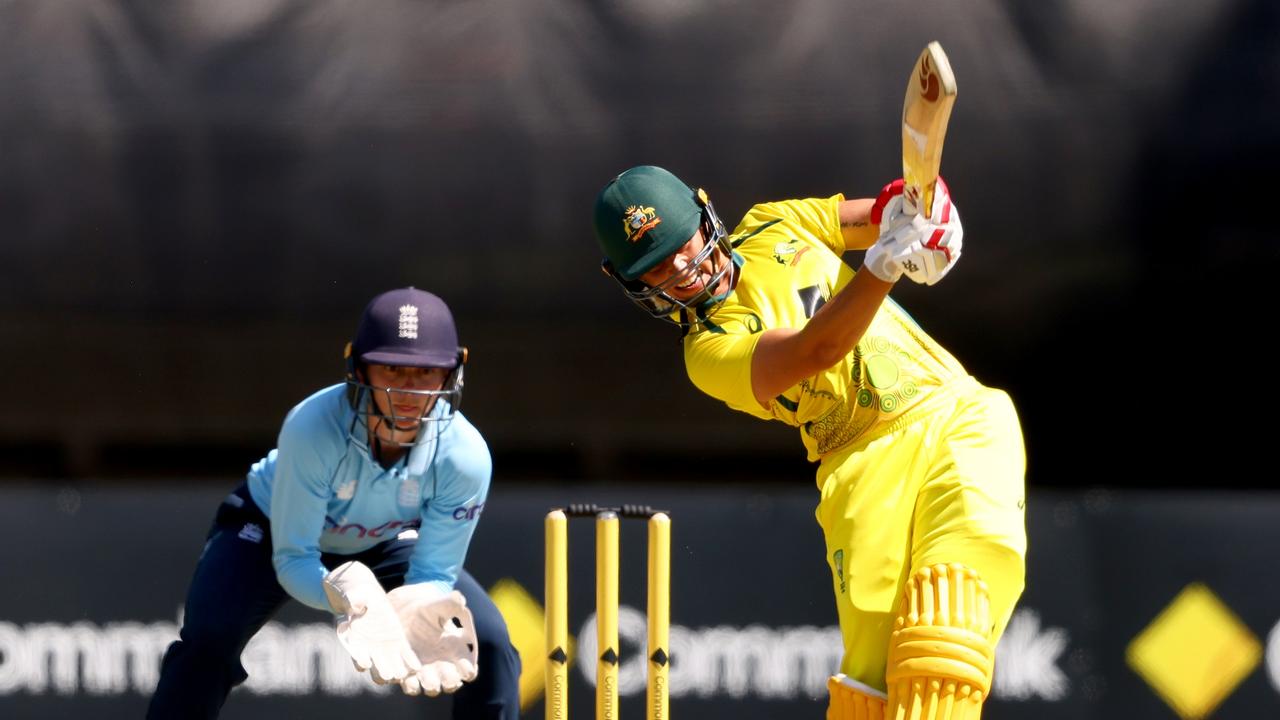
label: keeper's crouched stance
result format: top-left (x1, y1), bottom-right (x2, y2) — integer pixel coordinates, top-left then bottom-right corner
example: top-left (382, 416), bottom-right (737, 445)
top-left (148, 288), bottom-right (522, 719)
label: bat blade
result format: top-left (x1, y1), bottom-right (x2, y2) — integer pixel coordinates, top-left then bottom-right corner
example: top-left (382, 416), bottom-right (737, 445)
top-left (901, 41), bottom-right (957, 217)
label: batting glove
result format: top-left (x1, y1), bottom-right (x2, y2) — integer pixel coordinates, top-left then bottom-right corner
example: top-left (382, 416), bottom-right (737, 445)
top-left (864, 178), bottom-right (963, 286)
top-left (387, 584), bottom-right (480, 696)
top-left (322, 561), bottom-right (422, 685)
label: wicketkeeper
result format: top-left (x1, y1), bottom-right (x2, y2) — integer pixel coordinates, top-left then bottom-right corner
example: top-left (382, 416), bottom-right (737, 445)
top-left (592, 166), bottom-right (1026, 719)
top-left (148, 287), bottom-right (521, 719)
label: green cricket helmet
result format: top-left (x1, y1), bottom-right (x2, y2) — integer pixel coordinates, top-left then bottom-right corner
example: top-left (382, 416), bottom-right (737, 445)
top-left (593, 165), bottom-right (733, 327)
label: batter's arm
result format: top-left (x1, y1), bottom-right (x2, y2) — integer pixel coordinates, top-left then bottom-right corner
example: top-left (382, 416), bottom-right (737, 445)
top-left (749, 268), bottom-right (892, 407)
top-left (839, 198), bottom-right (878, 251)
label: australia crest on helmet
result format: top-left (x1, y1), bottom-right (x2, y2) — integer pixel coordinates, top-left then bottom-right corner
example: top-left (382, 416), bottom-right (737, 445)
top-left (622, 205), bottom-right (661, 243)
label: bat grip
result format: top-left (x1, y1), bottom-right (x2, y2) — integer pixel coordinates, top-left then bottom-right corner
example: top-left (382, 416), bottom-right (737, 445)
top-left (902, 181), bottom-right (931, 218)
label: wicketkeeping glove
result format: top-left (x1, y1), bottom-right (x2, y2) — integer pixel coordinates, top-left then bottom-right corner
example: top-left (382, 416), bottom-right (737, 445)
top-left (864, 177), bottom-right (964, 286)
top-left (322, 561), bottom-right (422, 685)
top-left (387, 584), bottom-right (480, 697)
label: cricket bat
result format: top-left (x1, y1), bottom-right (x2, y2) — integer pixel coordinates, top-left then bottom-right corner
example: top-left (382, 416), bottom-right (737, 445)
top-left (901, 41), bottom-right (957, 217)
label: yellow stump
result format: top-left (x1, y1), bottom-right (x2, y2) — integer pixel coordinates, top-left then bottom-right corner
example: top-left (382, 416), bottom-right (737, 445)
top-left (647, 512), bottom-right (671, 720)
top-left (596, 512), bottom-right (619, 720)
top-left (545, 511), bottom-right (568, 720)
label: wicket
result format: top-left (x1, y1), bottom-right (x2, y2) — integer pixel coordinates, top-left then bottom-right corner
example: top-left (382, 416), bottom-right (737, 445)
top-left (545, 504), bottom-right (672, 720)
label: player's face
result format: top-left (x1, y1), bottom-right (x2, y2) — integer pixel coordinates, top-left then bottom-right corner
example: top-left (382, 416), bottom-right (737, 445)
top-left (364, 364), bottom-right (449, 438)
top-left (638, 228), bottom-right (731, 302)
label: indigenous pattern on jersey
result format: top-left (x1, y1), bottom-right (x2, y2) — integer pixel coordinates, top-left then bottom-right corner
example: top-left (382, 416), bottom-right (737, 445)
top-left (246, 384), bottom-right (490, 611)
top-left (683, 195), bottom-right (968, 461)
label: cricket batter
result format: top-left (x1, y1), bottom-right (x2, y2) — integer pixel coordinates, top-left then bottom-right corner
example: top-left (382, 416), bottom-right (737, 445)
top-left (592, 166), bottom-right (1025, 718)
top-left (148, 287), bottom-right (521, 719)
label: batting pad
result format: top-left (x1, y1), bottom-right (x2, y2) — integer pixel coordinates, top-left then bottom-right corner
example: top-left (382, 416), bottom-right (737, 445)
top-left (885, 563), bottom-right (994, 720)
top-left (828, 673), bottom-right (887, 720)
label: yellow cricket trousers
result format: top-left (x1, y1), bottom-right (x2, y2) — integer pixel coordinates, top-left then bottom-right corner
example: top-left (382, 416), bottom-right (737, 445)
top-left (815, 377), bottom-right (1027, 691)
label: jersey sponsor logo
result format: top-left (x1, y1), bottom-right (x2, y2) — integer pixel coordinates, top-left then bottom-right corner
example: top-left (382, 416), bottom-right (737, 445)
top-left (453, 503), bottom-right (484, 521)
top-left (323, 516), bottom-right (421, 539)
top-left (622, 206), bottom-right (661, 243)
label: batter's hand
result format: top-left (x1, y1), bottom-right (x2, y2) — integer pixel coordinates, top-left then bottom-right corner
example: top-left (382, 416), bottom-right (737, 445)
top-left (322, 561), bottom-right (422, 685)
top-left (387, 585), bottom-right (480, 696)
top-left (864, 178), bottom-right (963, 286)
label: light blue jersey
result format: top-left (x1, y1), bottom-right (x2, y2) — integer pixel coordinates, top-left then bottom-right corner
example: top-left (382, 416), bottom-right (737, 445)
top-left (246, 384), bottom-right (490, 612)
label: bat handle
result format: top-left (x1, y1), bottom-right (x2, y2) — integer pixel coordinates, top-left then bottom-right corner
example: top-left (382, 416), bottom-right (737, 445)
top-left (902, 181), bottom-right (931, 218)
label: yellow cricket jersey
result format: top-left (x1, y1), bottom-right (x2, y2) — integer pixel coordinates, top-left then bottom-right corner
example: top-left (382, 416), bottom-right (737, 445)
top-left (684, 195), bottom-right (969, 461)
